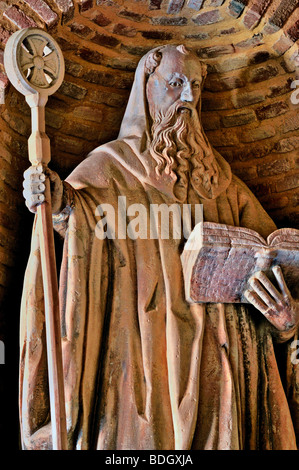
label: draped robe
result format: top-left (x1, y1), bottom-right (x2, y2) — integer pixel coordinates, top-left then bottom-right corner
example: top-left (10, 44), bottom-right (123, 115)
top-left (19, 48), bottom-right (299, 450)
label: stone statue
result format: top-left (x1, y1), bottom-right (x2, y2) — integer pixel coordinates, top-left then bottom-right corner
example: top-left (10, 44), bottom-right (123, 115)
top-left (21, 45), bottom-right (299, 450)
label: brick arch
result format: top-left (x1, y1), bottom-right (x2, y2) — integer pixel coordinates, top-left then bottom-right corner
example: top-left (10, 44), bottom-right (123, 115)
top-left (0, 0), bottom-right (298, 321)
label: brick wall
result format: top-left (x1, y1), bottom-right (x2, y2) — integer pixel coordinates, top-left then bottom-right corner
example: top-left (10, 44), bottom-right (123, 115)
top-left (0, 0), bottom-right (298, 447)
top-left (0, 0), bottom-right (298, 343)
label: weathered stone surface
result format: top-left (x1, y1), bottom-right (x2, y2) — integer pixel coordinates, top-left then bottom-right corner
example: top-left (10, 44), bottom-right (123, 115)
top-left (242, 9), bottom-right (261, 29)
top-left (23, 0), bottom-right (58, 27)
top-left (141, 30), bottom-right (173, 40)
top-left (247, 65), bottom-right (279, 83)
top-left (274, 136), bottom-right (299, 153)
top-left (118, 9), bottom-right (145, 22)
top-left (240, 125), bottom-right (276, 142)
top-left (53, 0), bottom-right (74, 23)
top-left (149, 0), bottom-right (163, 9)
top-left (91, 33), bottom-right (120, 48)
top-left (257, 157), bottom-right (293, 177)
top-left (113, 24), bottom-right (137, 38)
top-left (58, 81), bottom-right (88, 100)
top-left (91, 12), bottom-right (111, 26)
top-left (221, 109), bottom-right (256, 127)
top-left (192, 9), bottom-right (222, 25)
top-left (78, 47), bottom-right (103, 64)
top-left (151, 16), bottom-right (188, 26)
top-left (167, 0), bottom-right (185, 14)
top-left (197, 44), bottom-right (235, 58)
top-left (227, 0), bottom-right (245, 18)
top-left (275, 173), bottom-right (299, 192)
top-left (256, 101), bottom-right (289, 120)
top-left (187, 0), bottom-right (204, 10)
top-left (70, 22), bottom-right (93, 38)
top-left (4, 6), bottom-right (37, 29)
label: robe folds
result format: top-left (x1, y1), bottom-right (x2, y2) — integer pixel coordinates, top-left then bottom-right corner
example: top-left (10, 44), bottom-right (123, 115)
top-left (19, 46), bottom-right (299, 450)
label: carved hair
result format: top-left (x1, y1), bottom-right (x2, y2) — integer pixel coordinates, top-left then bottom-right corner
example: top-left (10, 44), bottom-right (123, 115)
top-left (144, 45), bottom-right (207, 80)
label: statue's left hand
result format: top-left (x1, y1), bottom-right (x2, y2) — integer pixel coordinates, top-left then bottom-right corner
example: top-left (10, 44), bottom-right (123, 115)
top-left (244, 266), bottom-right (299, 332)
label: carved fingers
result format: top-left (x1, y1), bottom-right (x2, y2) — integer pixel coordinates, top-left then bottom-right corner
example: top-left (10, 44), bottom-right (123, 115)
top-left (23, 164), bottom-right (47, 212)
top-left (23, 164), bottom-right (63, 214)
top-left (244, 266), bottom-right (299, 332)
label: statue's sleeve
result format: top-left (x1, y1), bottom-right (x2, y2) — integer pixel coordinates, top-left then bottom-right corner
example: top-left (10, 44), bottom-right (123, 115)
top-left (19, 187), bottom-right (110, 449)
top-left (52, 181), bottom-right (76, 238)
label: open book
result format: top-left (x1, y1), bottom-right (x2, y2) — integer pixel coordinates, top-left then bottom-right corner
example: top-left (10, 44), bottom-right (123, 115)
top-left (181, 222), bottom-right (299, 304)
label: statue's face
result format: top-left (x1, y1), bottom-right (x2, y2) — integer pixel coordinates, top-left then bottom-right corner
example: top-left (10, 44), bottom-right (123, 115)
top-left (146, 51), bottom-right (203, 120)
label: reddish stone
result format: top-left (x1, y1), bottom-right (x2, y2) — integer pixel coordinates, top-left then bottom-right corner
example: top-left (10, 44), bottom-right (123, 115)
top-left (0, 27), bottom-right (11, 45)
top-left (192, 9), bottom-right (222, 25)
top-left (4, 6), bottom-right (37, 29)
top-left (64, 120), bottom-right (101, 141)
top-left (91, 13), bottom-right (111, 27)
top-left (149, 0), bottom-right (162, 9)
top-left (56, 36), bottom-right (78, 51)
top-left (113, 24), bottom-right (137, 38)
top-left (0, 73), bottom-right (9, 89)
top-left (70, 22), bottom-right (93, 38)
top-left (287, 20), bottom-right (299, 42)
top-left (250, 0), bottom-right (272, 16)
top-left (167, 0), bottom-right (185, 14)
top-left (273, 34), bottom-right (294, 54)
top-left (141, 30), bottom-right (173, 40)
top-left (263, 22), bottom-right (280, 35)
top-left (23, 0), bottom-right (58, 27)
top-left (53, 0), bottom-right (74, 23)
top-left (187, 0), bottom-right (204, 9)
top-left (242, 9), bottom-right (261, 29)
top-left (78, 0), bottom-right (93, 11)
top-left (91, 33), bottom-right (120, 48)
top-left (235, 33), bottom-right (264, 49)
top-left (78, 47), bottom-right (103, 64)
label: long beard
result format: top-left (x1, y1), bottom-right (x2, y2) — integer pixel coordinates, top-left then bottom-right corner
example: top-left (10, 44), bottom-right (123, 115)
top-left (149, 102), bottom-right (219, 198)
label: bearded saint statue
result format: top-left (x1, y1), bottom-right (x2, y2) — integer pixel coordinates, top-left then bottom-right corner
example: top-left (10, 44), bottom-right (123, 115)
top-left (21, 45), bottom-right (299, 450)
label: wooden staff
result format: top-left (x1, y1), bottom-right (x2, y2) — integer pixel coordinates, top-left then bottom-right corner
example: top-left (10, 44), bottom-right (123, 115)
top-left (4, 28), bottom-right (67, 450)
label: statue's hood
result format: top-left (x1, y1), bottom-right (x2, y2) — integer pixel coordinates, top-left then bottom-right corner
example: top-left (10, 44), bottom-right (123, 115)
top-left (67, 46), bottom-right (232, 201)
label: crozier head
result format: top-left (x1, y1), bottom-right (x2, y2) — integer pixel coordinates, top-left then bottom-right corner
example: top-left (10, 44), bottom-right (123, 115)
top-left (145, 45), bottom-right (207, 121)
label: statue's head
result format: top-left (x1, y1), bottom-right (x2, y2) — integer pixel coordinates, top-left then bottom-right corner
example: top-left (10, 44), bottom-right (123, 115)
top-left (142, 45), bottom-right (215, 193)
top-left (145, 45), bottom-right (207, 121)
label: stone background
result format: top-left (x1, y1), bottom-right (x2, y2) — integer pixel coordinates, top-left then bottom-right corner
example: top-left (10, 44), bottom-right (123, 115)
top-left (0, 0), bottom-right (298, 448)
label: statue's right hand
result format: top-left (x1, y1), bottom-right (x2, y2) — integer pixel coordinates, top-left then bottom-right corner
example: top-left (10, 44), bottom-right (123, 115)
top-left (23, 164), bottom-right (63, 214)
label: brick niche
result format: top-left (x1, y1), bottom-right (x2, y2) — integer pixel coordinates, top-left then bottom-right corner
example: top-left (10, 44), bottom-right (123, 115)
top-left (0, 3), bottom-right (298, 438)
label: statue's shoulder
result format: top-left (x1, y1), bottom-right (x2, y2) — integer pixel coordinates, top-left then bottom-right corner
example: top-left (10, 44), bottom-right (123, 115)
top-left (65, 140), bottom-right (144, 191)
